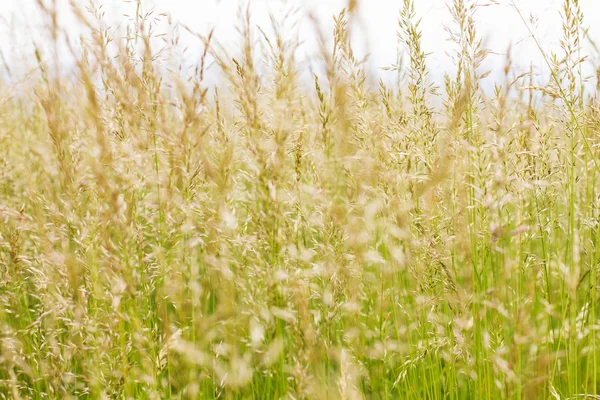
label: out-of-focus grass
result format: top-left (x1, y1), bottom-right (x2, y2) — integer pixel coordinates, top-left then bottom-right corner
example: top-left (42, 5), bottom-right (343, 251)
top-left (1, 0), bottom-right (600, 398)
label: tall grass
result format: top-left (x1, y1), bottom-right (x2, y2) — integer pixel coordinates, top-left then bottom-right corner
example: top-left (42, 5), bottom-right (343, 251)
top-left (1, 0), bottom-right (600, 398)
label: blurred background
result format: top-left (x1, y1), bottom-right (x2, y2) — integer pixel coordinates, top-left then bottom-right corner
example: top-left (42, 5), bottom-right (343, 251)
top-left (1, 0), bottom-right (599, 92)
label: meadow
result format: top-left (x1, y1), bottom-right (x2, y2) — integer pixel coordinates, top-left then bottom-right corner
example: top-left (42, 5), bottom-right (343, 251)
top-left (1, 0), bottom-right (600, 398)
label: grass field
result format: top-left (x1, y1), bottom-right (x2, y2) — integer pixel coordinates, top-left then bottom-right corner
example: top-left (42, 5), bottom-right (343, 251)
top-left (1, 0), bottom-right (600, 398)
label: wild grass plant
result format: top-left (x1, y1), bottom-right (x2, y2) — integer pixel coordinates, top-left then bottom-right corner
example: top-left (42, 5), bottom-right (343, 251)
top-left (1, 0), bottom-right (600, 398)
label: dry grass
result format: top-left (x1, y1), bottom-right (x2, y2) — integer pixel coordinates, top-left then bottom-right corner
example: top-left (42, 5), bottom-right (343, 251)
top-left (1, 0), bottom-right (600, 398)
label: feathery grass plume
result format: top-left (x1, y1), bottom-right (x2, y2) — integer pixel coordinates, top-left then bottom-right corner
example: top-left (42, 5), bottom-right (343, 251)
top-left (1, 0), bottom-right (600, 398)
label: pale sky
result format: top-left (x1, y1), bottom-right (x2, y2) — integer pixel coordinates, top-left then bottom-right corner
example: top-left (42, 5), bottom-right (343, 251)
top-left (1, 0), bottom-right (599, 89)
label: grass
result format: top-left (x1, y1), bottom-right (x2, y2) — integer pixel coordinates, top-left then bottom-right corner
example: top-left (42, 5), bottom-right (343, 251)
top-left (1, 0), bottom-right (600, 398)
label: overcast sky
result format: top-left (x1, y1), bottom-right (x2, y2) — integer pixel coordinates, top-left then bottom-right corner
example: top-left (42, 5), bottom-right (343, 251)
top-left (1, 0), bottom-right (599, 88)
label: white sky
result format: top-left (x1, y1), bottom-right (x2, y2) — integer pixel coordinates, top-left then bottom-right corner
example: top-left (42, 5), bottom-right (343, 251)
top-left (1, 0), bottom-right (599, 88)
